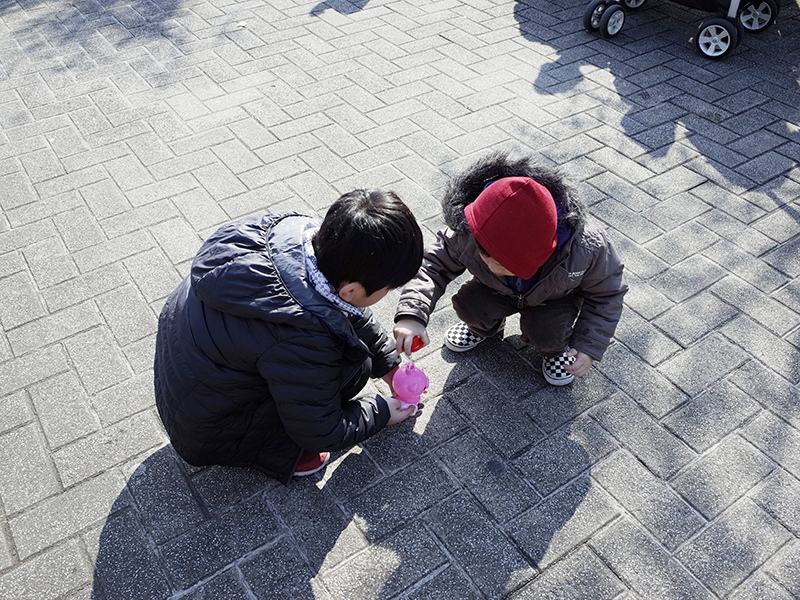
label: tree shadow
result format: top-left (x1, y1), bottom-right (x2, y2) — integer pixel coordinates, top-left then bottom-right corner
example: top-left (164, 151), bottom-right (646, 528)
top-left (0, 0), bottom-right (186, 76)
top-left (310, 0), bottom-right (372, 17)
top-left (513, 0), bottom-right (800, 212)
top-left (90, 339), bottom-right (600, 599)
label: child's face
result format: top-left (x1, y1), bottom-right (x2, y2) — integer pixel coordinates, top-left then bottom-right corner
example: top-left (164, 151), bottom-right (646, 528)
top-left (479, 253), bottom-right (516, 277)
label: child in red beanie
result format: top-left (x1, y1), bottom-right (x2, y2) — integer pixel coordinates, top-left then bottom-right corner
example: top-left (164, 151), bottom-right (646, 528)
top-left (394, 151), bottom-right (627, 385)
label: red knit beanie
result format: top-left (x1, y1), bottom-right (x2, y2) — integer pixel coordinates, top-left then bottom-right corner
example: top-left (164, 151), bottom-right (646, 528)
top-left (464, 177), bottom-right (557, 279)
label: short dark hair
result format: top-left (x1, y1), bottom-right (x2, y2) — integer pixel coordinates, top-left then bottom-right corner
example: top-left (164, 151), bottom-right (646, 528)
top-left (313, 189), bottom-right (423, 295)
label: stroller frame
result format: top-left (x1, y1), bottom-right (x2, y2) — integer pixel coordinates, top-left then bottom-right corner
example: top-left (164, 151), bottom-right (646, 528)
top-left (582, 0), bottom-right (779, 59)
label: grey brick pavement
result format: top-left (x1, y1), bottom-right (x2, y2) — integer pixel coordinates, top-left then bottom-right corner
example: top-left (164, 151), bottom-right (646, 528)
top-left (0, 0), bottom-right (799, 597)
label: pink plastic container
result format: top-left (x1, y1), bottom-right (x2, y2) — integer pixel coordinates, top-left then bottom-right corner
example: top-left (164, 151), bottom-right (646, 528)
top-left (392, 361), bottom-right (429, 412)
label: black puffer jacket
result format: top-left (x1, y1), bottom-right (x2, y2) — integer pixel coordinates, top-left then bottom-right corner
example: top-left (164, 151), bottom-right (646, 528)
top-left (154, 213), bottom-right (399, 484)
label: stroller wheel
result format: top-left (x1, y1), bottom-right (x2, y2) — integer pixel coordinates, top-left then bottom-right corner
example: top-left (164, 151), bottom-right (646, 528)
top-left (600, 4), bottom-right (626, 37)
top-left (583, 0), bottom-right (610, 31)
top-left (696, 17), bottom-right (739, 59)
top-left (739, 0), bottom-right (778, 32)
top-left (623, 0), bottom-right (646, 9)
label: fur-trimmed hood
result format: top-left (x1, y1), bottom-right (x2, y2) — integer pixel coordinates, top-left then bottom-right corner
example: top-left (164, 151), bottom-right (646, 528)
top-left (441, 151), bottom-right (586, 234)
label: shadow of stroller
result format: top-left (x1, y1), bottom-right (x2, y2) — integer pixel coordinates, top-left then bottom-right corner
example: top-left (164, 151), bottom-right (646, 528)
top-left (90, 341), bottom-right (607, 599)
top-left (512, 0), bottom-right (799, 204)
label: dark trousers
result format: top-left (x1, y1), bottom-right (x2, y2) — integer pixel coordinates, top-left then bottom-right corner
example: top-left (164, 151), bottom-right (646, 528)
top-left (451, 278), bottom-right (582, 357)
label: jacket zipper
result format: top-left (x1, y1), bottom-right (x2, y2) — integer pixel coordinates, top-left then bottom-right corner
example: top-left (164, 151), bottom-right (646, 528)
top-left (518, 257), bottom-right (568, 307)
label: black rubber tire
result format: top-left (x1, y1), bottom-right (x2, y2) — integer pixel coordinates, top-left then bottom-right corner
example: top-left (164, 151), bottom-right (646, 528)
top-left (738, 0), bottom-right (778, 32)
top-left (599, 4), bottom-right (626, 37)
top-left (583, 0), bottom-right (610, 31)
top-left (695, 17), bottom-right (739, 59)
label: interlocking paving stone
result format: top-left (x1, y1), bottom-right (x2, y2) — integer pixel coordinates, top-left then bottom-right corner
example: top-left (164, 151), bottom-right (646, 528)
top-left (0, 390), bottom-right (33, 434)
top-left (53, 206), bottom-right (106, 252)
top-left (645, 221), bottom-right (718, 266)
top-left (650, 255), bottom-right (727, 303)
top-left (676, 499), bottom-right (792, 597)
top-left (9, 470), bottom-right (127, 560)
top-left (1, 0), bottom-right (799, 598)
top-left (404, 564), bottom-right (483, 600)
top-left (620, 272), bottom-right (673, 320)
top-left (434, 375), bottom-right (545, 458)
top-left (591, 517), bottom-right (715, 600)
top-left (729, 360), bottom-right (800, 428)
top-left (344, 460), bottom-right (458, 543)
top-left (159, 492), bottom-right (282, 589)
top-left (727, 571), bottom-right (795, 600)
top-left (613, 308), bottom-right (682, 365)
top-left (594, 344), bottom-right (688, 418)
top-left (89, 507), bottom-right (173, 600)
top-left (27, 371), bottom-right (100, 448)
top-left (672, 435), bottom-right (775, 519)
top-left (753, 470), bottom-right (800, 537)
top-left (658, 333), bottom-right (751, 397)
top-left (704, 240), bottom-right (788, 293)
top-left (436, 432), bottom-right (538, 523)
top-left (52, 412), bottom-right (166, 486)
top-left (0, 540), bottom-right (90, 600)
top-left (64, 325), bottom-right (133, 394)
top-left (124, 448), bottom-right (206, 544)
top-left (509, 545), bottom-right (626, 600)
top-left (662, 380), bottom-right (761, 452)
top-left (594, 450), bottom-right (705, 550)
top-left (514, 416), bottom-right (616, 496)
top-left (321, 521), bottom-right (447, 600)
top-left (507, 477), bottom-right (618, 569)
top-left (0, 423), bottom-right (62, 515)
top-left (765, 540), bottom-right (800, 598)
top-left (591, 393), bottom-right (695, 479)
top-left (712, 275), bottom-right (800, 336)
top-left (362, 392), bottom-right (471, 473)
top-left (269, 476), bottom-right (370, 572)
top-left (652, 291), bottom-right (739, 347)
top-left (240, 537), bottom-right (332, 600)
top-left (0, 270), bottom-right (47, 330)
top-left (42, 263), bottom-right (131, 311)
top-left (181, 568), bottom-right (252, 600)
top-left (423, 492), bottom-right (535, 599)
top-left (742, 411), bottom-right (800, 480)
top-left (722, 316), bottom-right (800, 385)
top-left (521, 367), bottom-right (618, 433)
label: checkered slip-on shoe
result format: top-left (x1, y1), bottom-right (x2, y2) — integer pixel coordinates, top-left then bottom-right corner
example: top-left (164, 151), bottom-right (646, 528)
top-left (444, 322), bottom-right (486, 352)
top-left (542, 351), bottom-right (576, 386)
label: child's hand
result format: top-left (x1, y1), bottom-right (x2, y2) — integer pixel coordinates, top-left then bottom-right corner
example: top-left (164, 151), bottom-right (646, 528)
top-left (386, 396), bottom-right (416, 425)
top-left (393, 319), bottom-right (429, 356)
top-left (564, 349), bottom-right (594, 377)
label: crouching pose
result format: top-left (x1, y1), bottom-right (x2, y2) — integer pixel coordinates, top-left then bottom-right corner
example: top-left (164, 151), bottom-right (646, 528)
top-left (394, 151), bottom-right (627, 386)
top-left (155, 190), bottom-right (423, 483)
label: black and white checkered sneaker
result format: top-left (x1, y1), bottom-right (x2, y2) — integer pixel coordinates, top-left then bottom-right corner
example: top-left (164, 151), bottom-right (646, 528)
top-left (444, 322), bottom-right (486, 352)
top-left (542, 350), bottom-right (576, 386)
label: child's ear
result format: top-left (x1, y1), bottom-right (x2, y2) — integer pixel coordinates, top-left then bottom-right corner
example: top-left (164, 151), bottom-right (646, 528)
top-left (336, 282), bottom-right (360, 303)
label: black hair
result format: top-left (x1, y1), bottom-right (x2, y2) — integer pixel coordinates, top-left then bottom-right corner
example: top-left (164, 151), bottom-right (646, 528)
top-left (441, 150), bottom-right (586, 234)
top-left (313, 189), bottom-right (423, 295)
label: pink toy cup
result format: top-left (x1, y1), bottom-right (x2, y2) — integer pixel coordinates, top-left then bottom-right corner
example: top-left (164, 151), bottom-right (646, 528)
top-left (392, 361), bottom-right (429, 413)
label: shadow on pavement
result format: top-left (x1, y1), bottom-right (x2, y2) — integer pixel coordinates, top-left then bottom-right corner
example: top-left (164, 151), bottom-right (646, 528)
top-left (513, 0), bottom-right (800, 211)
top-left (91, 340), bottom-right (594, 599)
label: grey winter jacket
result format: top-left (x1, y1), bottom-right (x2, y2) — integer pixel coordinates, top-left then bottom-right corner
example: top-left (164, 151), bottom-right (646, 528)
top-left (395, 222), bottom-right (627, 360)
top-left (154, 213), bottom-right (400, 484)
top-left (394, 152), bottom-right (627, 361)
